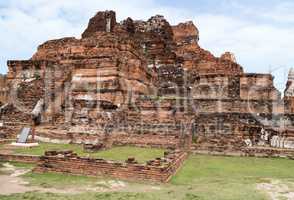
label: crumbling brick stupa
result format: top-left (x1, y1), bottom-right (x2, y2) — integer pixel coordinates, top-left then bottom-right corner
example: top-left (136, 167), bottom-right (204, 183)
top-left (1, 10), bottom-right (294, 156)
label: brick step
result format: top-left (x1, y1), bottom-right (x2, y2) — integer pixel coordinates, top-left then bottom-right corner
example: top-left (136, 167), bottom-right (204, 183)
top-left (3, 122), bottom-right (30, 126)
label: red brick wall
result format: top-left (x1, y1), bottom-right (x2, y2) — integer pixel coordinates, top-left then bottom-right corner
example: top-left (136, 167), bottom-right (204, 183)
top-left (0, 154), bottom-right (40, 164)
top-left (34, 150), bottom-right (187, 183)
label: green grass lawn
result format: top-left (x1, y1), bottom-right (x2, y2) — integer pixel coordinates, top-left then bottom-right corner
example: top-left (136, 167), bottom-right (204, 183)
top-left (170, 155), bottom-right (294, 199)
top-left (172, 155), bottom-right (294, 184)
top-left (12, 143), bottom-right (164, 163)
top-left (1, 155), bottom-right (294, 200)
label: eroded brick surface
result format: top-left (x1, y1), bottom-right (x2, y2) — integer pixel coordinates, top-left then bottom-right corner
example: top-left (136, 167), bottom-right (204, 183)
top-left (33, 150), bottom-right (187, 183)
top-left (0, 10), bottom-right (294, 157)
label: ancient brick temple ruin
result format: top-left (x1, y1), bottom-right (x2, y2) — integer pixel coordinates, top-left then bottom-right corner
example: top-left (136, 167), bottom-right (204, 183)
top-left (1, 10), bottom-right (294, 157)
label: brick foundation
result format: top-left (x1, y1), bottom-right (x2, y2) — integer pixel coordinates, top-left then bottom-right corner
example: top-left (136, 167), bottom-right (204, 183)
top-left (0, 139), bottom-right (14, 145)
top-left (192, 147), bottom-right (294, 159)
top-left (0, 154), bottom-right (40, 164)
top-left (34, 150), bottom-right (188, 183)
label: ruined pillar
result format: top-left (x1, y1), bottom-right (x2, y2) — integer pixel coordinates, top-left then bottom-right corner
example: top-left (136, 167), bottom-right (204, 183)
top-left (82, 10), bottom-right (116, 38)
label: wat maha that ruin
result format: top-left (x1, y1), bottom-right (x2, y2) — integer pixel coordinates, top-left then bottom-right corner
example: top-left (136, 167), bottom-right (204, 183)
top-left (0, 10), bottom-right (294, 182)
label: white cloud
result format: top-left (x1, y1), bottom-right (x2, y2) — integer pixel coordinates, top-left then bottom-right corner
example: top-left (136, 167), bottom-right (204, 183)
top-left (0, 0), bottom-right (293, 92)
top-left (0, 0), bottom-right (188, 73)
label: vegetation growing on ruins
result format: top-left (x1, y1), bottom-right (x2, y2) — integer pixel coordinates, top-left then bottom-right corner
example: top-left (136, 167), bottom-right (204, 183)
top-left (84, 146), bottom-right (165, 163)
top-left (12, 144), bottom-right (164, 163)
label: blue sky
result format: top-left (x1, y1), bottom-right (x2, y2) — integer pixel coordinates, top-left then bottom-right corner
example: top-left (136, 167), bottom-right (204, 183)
top-left (0, 0), bottom-right (293, 91)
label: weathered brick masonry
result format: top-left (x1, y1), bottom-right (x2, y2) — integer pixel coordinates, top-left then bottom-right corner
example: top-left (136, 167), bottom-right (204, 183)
top-left (0, 154), bottom-right (40, 164)
top-left (1, 10), bottom-right (294, 158)
top-left (34, 150), bottom-right (188, 183)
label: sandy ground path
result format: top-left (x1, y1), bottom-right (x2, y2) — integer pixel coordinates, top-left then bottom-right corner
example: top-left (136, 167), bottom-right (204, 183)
top-left (0, 163), bottom-right (37, 195)
top-left (0, 162), bottom-right (160, 195)
top-left (0, 175), bottom-right (35, 195)
top-left (257, 179), bottom-right (294, 200)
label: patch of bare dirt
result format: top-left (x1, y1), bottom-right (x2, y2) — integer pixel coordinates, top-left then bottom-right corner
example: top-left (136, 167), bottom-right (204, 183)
top-left (257, 179), bottom-right (294, 200)
top-left (0, 162), bottom-right (160, 195)
top-left (0, 163), bottom-right (35, 195)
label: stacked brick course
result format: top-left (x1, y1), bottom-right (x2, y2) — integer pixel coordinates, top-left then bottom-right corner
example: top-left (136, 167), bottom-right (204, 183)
top-left (0, 154), bottom-right (39, 164)
top-left (34, 150), bottom-right (188, 183)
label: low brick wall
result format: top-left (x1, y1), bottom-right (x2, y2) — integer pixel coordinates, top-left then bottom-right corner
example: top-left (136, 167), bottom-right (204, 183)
top-left (112, 134), bottom-right (181, 149)
top-left (192, 146), bottom-right (294, 159)
top-left (34, 150), bottom-right (188, 183)
top-left (0, 154), bottom-right (40, 164)
top-left (0, 139), bottom-right (14, 145)
top-left (35, 128), bottom-right (181, 149)
top-left (242, 147), bottom-right (294, 158)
